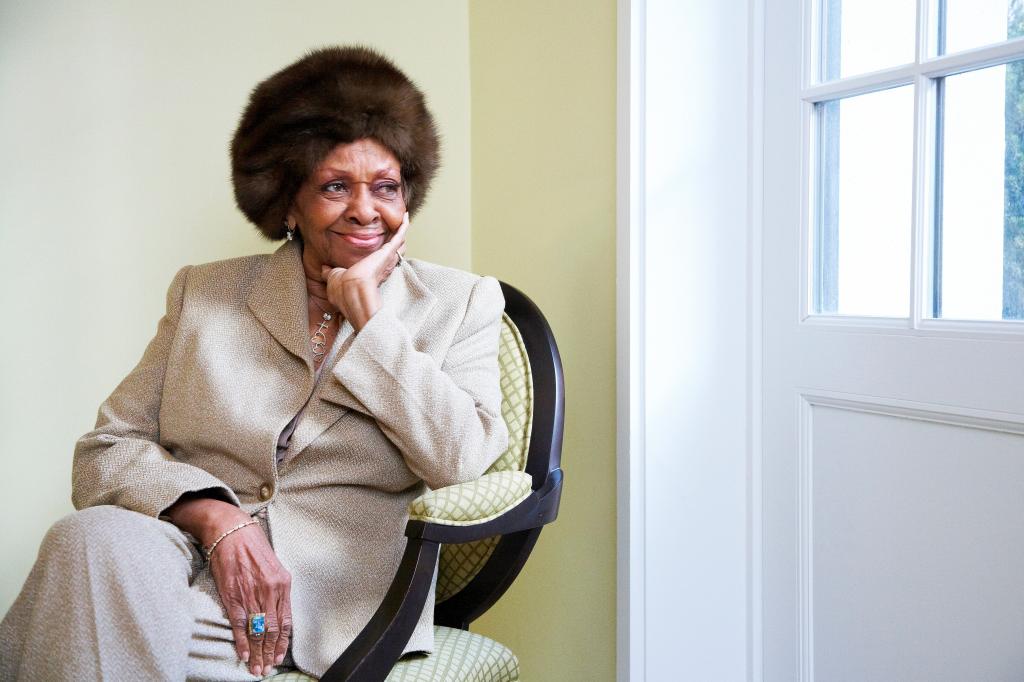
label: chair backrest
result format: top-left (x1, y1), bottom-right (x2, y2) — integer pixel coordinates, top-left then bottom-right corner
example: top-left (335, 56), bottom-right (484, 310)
top-left (433, 281), bottom-right (564, 628)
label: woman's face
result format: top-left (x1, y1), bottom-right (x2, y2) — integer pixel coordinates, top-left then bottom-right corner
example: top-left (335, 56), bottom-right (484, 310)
top-left (289, 138), bottom-right (407, 269)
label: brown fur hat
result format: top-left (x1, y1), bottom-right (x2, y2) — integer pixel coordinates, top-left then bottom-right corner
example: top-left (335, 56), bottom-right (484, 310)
top-left (230, 46), bottom-right (440, 240)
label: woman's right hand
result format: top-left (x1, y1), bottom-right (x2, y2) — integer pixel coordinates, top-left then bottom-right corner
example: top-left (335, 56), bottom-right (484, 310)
top-left (208, 522), bottom-right (293, 677)
top-left (164, 496), bottom-right (293, 677)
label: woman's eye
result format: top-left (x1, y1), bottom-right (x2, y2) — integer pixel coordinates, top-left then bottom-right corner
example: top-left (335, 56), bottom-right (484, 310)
top-left (323, 182), bottom-right (349, 194)
top-left (374, 183), bottom-right (400, 197)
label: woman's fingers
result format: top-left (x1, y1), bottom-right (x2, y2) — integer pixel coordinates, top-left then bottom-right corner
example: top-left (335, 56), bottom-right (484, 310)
top-left (227, 605), bottom-right (251, 666)
top-left (246, 608), bottom-right (267, 676)
top-left (380, 212), bottom-right (408, 260)
top-left (233, 579), bottom-right (267, 676)
top-left (390, 212), bottom-right (409, 255)
top-left (228, 591), bottom-right (266, 676)
top-left (211, 552), bottom-right (257, 671)
top-left (321, 264), bottom-right (347, 279)
top-left (242, 573), bottom-right (291, 675)
top-left (378, 215), bottom-right (408, 280)
top-left (321, 265), bottom-right (348, 292)
top-left (273, 586), bottom-right (294, 666)
top-left (259, 571), bottom-right (292, 672)
top-left (259, 607), bottom-right (279, 674)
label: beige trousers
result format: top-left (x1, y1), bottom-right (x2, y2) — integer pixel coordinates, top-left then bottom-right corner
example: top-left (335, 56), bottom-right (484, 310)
top-left (0, 506), bottom-right (285, 682)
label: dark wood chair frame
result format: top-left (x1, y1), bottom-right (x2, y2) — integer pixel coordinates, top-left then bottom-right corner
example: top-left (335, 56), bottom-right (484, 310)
top-left (321, 282), bottom-right (565, 682)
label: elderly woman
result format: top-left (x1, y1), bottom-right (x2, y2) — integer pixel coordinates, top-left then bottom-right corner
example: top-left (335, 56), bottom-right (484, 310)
top-left (0, 46), bottom-right (508, 680)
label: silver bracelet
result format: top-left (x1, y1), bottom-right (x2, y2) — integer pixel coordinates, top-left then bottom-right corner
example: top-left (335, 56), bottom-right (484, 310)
top-left (203, 519), bottom-right (259, 560)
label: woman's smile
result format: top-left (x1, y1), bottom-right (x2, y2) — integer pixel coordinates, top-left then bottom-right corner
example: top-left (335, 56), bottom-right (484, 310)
top-left (330, 230), bottom-right (386, 249)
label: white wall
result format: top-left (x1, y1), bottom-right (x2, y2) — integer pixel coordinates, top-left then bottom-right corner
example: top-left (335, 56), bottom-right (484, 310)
top-left (0, 0), bottom-right (471, 611)
top-left (620, 0), bottom-right (760, 679)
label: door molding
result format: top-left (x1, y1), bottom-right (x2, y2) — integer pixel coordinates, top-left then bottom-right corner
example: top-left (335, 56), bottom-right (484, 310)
top-left (616, 0), bottom-right (646, 679)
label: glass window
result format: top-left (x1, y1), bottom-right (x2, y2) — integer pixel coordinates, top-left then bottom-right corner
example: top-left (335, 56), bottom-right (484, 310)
top-left (820, 0), bottom-right (917, 80)
top-left (941, 0), bottom-right (1024, 55)
top-left (814, 87), bottom-right (915, 317)
top-left (808, 0), bottom-right (1024, 324)
top-left (933, 60), bottom-right (1024, 320)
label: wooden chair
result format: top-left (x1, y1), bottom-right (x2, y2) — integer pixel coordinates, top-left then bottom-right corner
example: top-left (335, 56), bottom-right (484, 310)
top-left (269, 282), bottom-right (565, 682)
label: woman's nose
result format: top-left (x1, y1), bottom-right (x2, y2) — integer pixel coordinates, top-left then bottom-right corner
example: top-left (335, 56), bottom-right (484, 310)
top-left (344, 185), bottom-right (379, 226)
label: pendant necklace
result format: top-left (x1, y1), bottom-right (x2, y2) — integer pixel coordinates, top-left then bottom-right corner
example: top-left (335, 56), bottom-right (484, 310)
top-left (310, 297), bottom-right (338, 363)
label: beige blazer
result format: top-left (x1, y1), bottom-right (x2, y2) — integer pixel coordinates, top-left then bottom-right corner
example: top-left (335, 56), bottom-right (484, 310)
top-left (72, 239), bottom-right (509, 676)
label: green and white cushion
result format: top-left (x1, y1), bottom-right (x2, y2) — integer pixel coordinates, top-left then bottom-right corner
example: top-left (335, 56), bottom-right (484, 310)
top-left (436, 535), bottom-right (502, 603)
top-left (409, 471), bottom-right (532, 526)
top-left (486, 314), bottom-right (534, 475)
top-left (386, 626), bottom-right (519, 682)
top-left (264, 626), bottom-right (519, 682)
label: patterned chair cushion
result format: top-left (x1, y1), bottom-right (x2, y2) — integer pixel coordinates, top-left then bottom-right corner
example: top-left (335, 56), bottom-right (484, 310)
top-left (409, 471), bottom-right (533, 526)
top-left (264, 626), bottom-right (519, 682)
top-left (486, 314), bottom-right (534, 475)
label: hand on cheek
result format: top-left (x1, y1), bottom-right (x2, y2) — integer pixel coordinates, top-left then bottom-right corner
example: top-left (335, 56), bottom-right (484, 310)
top-left (321, 212), bottom-right (409, 331)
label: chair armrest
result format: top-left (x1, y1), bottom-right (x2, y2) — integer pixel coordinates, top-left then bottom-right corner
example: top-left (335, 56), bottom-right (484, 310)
top-left (408, 471), bottom-right (533, 526)
top-left (406, 468), bottom-right (563, 544)
top-left (321, 469), bottom-right (563, 682)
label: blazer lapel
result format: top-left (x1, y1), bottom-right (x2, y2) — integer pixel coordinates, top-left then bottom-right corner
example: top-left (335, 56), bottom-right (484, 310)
top-left (285, 262), bottom-right (438, 462)
top-left (282, 316), bottom-right (357, 462)
top-left (247, 240), bottom-right (314, 373)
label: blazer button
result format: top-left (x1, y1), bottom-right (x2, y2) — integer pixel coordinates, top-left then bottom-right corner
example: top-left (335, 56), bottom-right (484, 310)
top-left (258, 484), bottom-right (273, 501)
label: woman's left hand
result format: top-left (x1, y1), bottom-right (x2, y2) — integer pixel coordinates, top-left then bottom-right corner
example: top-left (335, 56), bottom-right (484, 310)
top-left (321, 212), bottom-right (408, 331)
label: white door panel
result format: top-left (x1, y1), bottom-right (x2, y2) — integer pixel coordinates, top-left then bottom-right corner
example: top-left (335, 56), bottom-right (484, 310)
top-left (810, 405), bottom-right (1024, 682)
top-left (762, 1), bottom-right (1024, 680)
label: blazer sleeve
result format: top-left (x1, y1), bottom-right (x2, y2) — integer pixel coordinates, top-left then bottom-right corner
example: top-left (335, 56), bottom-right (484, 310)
top-left (71, 265), bottom-right (240, 517)
top-left (331, 275), bottom-right (510, 490)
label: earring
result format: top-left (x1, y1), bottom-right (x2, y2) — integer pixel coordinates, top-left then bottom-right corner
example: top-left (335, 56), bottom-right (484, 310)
top-left (285, 222), bottom-right (295, 241)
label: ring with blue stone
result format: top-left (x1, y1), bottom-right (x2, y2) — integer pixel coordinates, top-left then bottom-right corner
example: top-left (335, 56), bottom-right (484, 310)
top-left (248, 613), bottom-right (266, 638)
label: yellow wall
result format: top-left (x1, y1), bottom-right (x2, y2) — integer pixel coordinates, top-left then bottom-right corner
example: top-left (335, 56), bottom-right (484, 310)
top-left (0, 0), bottom-right (472, 611)
top-left (469, 3), bottom-right (618, 680)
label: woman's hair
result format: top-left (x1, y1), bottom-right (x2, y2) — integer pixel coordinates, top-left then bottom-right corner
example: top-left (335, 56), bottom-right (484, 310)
top-left (230, 46), bottom-right (440, 240)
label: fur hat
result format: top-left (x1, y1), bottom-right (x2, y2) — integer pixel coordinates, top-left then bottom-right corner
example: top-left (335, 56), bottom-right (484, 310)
top-left (230, 46), bottom-right (440, 240)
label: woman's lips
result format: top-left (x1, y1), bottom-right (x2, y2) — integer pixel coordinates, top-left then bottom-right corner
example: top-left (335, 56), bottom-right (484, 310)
top-left (332, 231), bottom-right (385, 249)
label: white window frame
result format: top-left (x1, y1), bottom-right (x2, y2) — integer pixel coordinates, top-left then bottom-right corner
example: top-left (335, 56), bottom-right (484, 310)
top-left (800, 0), bottom-right (1024, 337)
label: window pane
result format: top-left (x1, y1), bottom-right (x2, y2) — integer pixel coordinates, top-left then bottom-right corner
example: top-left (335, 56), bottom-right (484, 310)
top-left (941, 0), bottom-right (1024, 55)
top-left (933, 61), bottom-right (1024, 320)
top-left (821, 0), bottom-right (917, 80)
top-left (814, 87), bottom-right (914, 317)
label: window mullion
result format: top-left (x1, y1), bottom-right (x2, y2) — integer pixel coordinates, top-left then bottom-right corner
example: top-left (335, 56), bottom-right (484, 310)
top-left (931, 76), bottom-right (945, 319)
top-left (914, 0), bottom-right (926, 64)
top-left (803, 44), bottom-right (1024, 105)
top-left (921, 38), bottom-right (1024, 78)
top-left (911, 71), bottom-right (938, 328)
top-left (911, 0), bottom-right (931, 326)
top-left (802, 64), bottom-right (920, 103)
